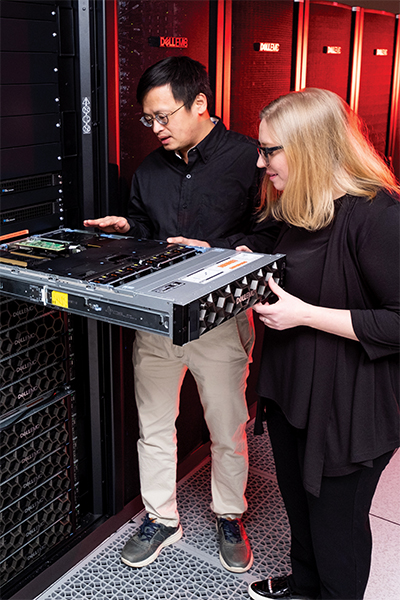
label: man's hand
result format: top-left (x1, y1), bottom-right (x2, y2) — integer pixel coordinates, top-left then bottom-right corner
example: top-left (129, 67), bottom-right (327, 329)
top-left (167, 236), bottom-right (210, 248)
top-left (83, 216), bottom-right (130, 234)
top-left (235, 245), bottom-right (252, 252)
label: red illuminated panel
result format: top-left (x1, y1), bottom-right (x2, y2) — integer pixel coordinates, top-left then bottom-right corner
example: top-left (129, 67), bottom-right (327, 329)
top-left (230, 0), bottom-right (294, 138)
top-left (117, 0), bottom-right (210, 185)
top-left (306, 1), bottom-right (352, 100)
top-left (357, 11), bottom-right (396, 156)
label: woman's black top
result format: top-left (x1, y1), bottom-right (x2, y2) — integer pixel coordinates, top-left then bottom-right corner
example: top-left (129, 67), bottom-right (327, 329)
top-left (256, 190), bottom-right (400, 496)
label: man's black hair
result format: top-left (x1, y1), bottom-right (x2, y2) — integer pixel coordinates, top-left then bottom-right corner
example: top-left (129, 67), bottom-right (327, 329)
top-left (136, 56), bottom-right (213, 112)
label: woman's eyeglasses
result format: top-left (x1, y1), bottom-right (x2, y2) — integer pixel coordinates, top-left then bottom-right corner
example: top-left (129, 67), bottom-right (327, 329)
top-left (257, 145), bottom-right (284, 165)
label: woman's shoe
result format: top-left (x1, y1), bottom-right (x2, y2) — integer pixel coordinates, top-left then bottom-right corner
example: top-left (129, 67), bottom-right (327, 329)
top-left (248, 575), bottom-right (313, 599)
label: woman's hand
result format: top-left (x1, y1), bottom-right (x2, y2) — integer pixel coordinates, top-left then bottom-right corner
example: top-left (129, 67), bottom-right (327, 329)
top-left (253, 277), bottom-right (308, 330)
top-left (253, 277), bottom-right (359, 340)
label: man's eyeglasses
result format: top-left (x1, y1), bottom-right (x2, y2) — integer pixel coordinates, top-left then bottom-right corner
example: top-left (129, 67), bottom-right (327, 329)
top-left (140, 103), bottom-right (187, 128)
top-left (257, 145), bottom-right (284, 165)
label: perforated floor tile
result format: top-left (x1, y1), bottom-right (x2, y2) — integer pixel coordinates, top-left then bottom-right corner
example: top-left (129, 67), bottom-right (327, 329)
top-left (36, 420), bottom-right (290, 600)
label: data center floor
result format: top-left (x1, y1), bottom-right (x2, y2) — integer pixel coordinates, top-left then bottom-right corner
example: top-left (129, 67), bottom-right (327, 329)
top-left (35, 420), bottom-right (400, 600)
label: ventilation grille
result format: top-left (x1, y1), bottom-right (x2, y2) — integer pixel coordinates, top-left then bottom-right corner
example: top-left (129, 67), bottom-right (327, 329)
top-left (0, 312), bottom-right (68, 356)
top-left (1, 511), bottom-right (74, 588)
top-left (198, 261), bottom-right (284, 336)
top-left (0, 423), bottom-right (69, 483)
top-left (0, 494), bottom-right (73, 566)
top-left (1, 202), bottom-right (56, 226)
top-left (1, 174), bottom-right (57, 196)
top-left (0, 361), bottom-right (72, 415)
top-left (0, 298), bottom-right (54, 333)
top-left (0, 335), bottom-right (69, 389)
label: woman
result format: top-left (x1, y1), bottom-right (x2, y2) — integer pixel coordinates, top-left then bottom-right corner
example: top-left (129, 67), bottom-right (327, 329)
top-left (248, 89), bottom-right (400, 600)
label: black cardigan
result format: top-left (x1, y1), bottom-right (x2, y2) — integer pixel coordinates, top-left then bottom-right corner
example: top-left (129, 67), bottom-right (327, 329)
top-left (256, 190), bottom-right (400, 496)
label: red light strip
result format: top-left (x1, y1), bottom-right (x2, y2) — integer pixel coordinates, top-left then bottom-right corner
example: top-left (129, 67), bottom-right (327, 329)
top-left (215, 0), bottom-right (225, 118)
top-left (294, 0), bottom-right (309, 91)
top-left (106, 0), bottom-right (120, 172)
top-left (387, 15), bottom-right (400, 161)
top-left (301, 0), bottom-right (310, 90)
top-left (294, 0), bottom-right (305, 90)
top-left (223, 0), bottom-right (232, 129)
top-left (349, 7), bottom-right (364, 113)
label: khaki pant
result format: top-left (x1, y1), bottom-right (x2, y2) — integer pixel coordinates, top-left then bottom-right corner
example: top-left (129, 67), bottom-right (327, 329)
top-left (132, 310), bottom-right (255, 527)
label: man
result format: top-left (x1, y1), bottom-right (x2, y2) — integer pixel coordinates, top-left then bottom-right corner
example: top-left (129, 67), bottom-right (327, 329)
top-left (84, 56), bottom-right (273, 573)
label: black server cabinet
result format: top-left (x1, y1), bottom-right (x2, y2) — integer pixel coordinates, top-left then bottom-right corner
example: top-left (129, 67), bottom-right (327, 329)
top-left (1, 0), bottom-right (71, 236)
top-left (0, 300), bottom-right (102, 600)
top-left (1, 389), bottom-right (77, 590)
top-left (0, 2), bottom-right (109, 597)
top-left (0, 0), bottom-right (111, 237)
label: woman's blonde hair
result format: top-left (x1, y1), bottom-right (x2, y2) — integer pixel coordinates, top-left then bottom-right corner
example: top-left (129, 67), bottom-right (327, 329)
top-left (259, 88), bottom-right (399, 230)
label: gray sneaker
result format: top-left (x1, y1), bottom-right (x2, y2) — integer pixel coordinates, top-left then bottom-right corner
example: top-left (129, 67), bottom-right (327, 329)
top-left (121, 514), bottom-right (183, 568)
top-left (216, 517), bottom-right (253, 573)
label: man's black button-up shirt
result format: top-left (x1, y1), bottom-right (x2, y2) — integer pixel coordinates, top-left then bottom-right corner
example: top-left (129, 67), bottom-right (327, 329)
top-left (126, 118), bottom-right (279, 252)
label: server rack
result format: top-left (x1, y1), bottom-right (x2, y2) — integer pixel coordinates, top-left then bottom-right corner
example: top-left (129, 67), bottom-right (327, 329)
top-left (0, 2), bottom-right (111, 597)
